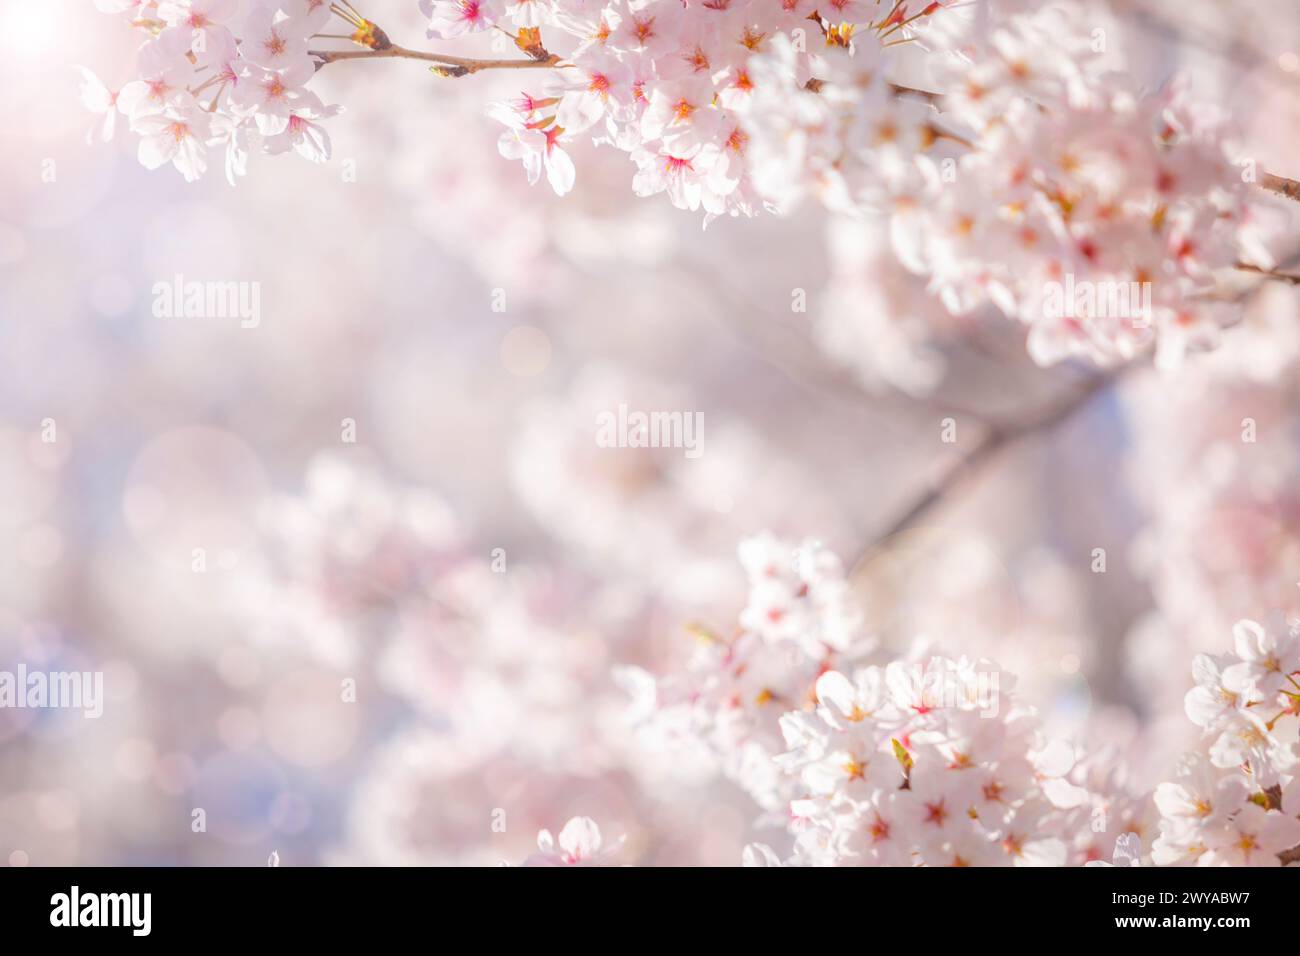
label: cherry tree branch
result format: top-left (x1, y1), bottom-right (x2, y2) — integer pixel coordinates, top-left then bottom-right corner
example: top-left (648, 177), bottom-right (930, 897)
top-left (1235, 262), bottom-right (1300, 286)
top-left (852, 365), bottom-right (1132, 567)
top-left (303, 22), bottom-right (1300, 207)
top-left (1261, 172), bottom-right (1300, 204)
top-left (311, 43), bottom-right (560, 74)
top-left (1112, 0), bottom-right (1269, 69)
top-left (888, 82), bottom-right (943, 103)
top-left (311, 3), bottom-right (561, 76)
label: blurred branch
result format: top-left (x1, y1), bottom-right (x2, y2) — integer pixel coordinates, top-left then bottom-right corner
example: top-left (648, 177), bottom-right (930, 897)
top-left (852, 364), bottom-right (1133, 566)
top-left (887, 84), bottom-right (1300, 207)
top-left (1235, 262), bottom-right (1300, 286)
top-left (888, 83), bottom-right (943, 103)
top-left (1110, 0), bottom-right (1267, 67)
top-left (1198, 248), bottom-right (1300, 304)
top-left (1261, 173), bottom-right (1300, 204)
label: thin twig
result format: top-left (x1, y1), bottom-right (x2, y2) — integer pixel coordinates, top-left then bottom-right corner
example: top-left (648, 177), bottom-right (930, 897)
top-left (863, 425), bottom-right (1004, 551)
top-left (1235, 262), bottom-right (1300, 286)
top-left (1261, 172), bottom-right (1300, 204)
top-left (889, 82), bottom-right (943, 103)
top-left (312, 43), bottom-right (560, 73)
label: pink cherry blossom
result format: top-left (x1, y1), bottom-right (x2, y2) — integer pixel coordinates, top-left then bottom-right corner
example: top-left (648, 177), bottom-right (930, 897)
top-left (523, 817), bottom-right (621, 865)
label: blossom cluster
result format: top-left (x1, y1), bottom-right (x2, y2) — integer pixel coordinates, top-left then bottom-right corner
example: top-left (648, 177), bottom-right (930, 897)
top-left (477, 0), bottom-right (971, 217)
top-left (233, 452), bottom-right (463, 667)
top-left (84, 0), bottom-right (342, 183)
top-left (83, 0), bottom-right (1292, 371)
top-left (1151, 616), bottom-right (1300, 866)
top-left (623, 535), bottom-right (1133, 865)
top-left (232, 453), bottom-right (716, 864)
top-left (620, 534), bottom-right (874, 813)
top-left (622, 535), bottom-right (1300, 867)
top-left (752, 657), bottom-right (1094, 866)
top-left (890, 9), bottom-right (1273, 369)
top-left (750, 2), bottom-right (1275, 367)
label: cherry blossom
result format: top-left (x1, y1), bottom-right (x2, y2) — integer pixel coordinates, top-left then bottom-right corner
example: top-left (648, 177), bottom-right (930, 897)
top-left (157, 0), bottom-right (239, 68)
top-left (230, 58), bottom-right (320, 136)
top-left (628, 535), bottom-right (1131, 866)
top-left (75, 67), bottom-right (119, 144)
top-left (522, 817), bottom-right (621, 866)
top-left (133, 99), bottom-right (213, 181)
top-left (263, 98), bottom-right (343, 161)
top-left (421, 0), bottom-right (502, 38)
top-left (490, 99), bottom-right (577, 196)
top-left (89, 0), bottom-right (343, 183)
top-left (1223, 617), bottom-right (1300, 701)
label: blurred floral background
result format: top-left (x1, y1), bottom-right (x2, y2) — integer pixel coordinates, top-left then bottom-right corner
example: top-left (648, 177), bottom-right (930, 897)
top-left (1, 0), bottom-right (1298, 866)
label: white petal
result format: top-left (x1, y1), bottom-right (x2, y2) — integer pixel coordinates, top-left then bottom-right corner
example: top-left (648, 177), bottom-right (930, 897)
top-left (557, 817), bottom-right (601, 858)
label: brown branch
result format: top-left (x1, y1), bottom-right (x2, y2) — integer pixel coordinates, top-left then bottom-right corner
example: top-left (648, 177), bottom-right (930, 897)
top-left (862, 426), bottom-right (1003, 553)
top-left (1111, 0), bottom-right (1268, 69)
top-left (1234, 262), bottom-right (1300, 286)
top-left (799, 80), bottom-right (944, 102)
top-left (312, 43), bottom-right (560, 74)
top-left (1261, 172), bottom-right (1300, 203)
top-left (889, 82), bottom-right (943, 103)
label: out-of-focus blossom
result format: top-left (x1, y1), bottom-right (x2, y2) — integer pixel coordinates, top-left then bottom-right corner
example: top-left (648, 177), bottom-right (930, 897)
top-left (522, 817), bottom-right (621, 865)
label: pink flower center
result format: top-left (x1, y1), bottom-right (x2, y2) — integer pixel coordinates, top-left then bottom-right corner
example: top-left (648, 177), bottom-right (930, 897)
top-left (633, 17), bottom-right (655, 44)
